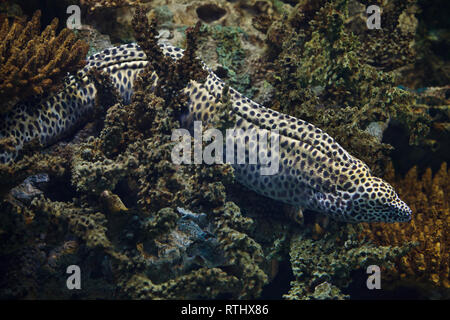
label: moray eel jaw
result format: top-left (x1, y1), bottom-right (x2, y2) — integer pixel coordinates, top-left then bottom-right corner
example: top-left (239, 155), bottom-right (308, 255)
top-left (313, 177), bottom-right (412, 223)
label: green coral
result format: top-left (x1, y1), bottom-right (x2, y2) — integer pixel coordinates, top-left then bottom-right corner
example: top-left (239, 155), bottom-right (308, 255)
top-left (284, 224), bottom-right (414, 300)
top-left (196, 24), bottom-right (255, 98)
top-left (267, 0), bottom-right (430, 175)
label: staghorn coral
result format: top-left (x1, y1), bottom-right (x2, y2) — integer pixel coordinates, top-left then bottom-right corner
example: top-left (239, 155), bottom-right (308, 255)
top-left (0, 10), bottom-right (89, 116)
top-left (360, 162), bottom-right (449, 294)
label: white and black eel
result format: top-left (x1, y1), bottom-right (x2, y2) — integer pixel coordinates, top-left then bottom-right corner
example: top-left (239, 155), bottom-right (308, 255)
top-left (0, 42), bottom-right (412, 223)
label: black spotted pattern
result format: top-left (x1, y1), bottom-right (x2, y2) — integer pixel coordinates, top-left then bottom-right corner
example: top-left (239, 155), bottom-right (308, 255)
top-left (0, 42), bottom-right (412, 224)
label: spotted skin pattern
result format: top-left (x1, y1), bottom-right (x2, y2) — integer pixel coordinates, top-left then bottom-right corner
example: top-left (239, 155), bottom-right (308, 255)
top-left (0, 43), bottom-right (412, 223)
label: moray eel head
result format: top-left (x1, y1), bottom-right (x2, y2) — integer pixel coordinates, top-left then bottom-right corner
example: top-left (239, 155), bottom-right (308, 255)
top-left (313, 176), bottom-right (412, 223)
top-left (345, 177), bottom-right (412, 223)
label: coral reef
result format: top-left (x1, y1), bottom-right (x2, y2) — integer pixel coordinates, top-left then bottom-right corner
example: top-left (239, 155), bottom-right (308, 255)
top-left (0, 10), bottom-right (89, 116)
top-left (265, 0), bottom-right (438, 176)
top-left (347, 0), bottom-right (418, 71)
top-left (284, 223), bottom-right (413, 300)
top-left (0, 7), bottom-right (269, 299)
top-left (360, 162), bottom-right (449, 296)
top-left (0, 0), bottom-right (448, 300)
top-left (80, 0), bottom-right (141, 12)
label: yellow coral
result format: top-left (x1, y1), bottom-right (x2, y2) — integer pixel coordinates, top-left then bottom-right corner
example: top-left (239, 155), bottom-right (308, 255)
top-left (0, 10), bottom-right (89, 115)
top-left (361, 162), bottom-right (449, 289)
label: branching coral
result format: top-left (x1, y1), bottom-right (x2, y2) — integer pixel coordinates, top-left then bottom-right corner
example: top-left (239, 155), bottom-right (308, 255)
top-left (360, 162), bottom-right (449, 293)
top-left (0, 10), bottom-right (89, 116)
top-left (1, 0), bottom-right (445, 300)
top-left (132, 6), bottom-right (208, 106)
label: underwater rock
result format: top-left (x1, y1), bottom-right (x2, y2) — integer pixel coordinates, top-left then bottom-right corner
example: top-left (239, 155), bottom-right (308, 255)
top-left (10, 173), bottom-right (49, 203)
top-left (80, 0), bottom-right (140, 12)
top-left (196, 4), bottom-right (227, 23)
top-left (133, 207), bottom-right (227, 284)
top-left (74, 24), bottom-right (113, 57)
top-left (364, 121), bottom-right (389, 144)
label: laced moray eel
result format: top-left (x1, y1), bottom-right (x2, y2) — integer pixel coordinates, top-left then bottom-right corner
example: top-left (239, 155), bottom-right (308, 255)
top-left (0, 42), bottom-right (412, 223)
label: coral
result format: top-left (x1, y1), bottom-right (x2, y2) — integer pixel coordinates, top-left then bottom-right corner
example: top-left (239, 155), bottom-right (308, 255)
top-left (71, 147), bottom-right (135, 195)
top-left (1, 0), bottom-right (446, 300)
top-left (0, 8), bottom-right (269, 299)
top-left (285, 223), bottom-right (413, 300)
top-left (347, 0), bottom-right (418, 71)
top-left (146, 0), bottom-right (274, 101)
top-left (132, 6), bottom-right (208, 105)
top-left (360, 162), bottom-right (449, 293)
top-left (80, 0), bottom-right (141, 12)
top-left (0, 244), bottom-right (45, 299)
top-left (265, 0), bottom-right (437, 176)
top-left (0, 146), bottom-right (70, 199)
top-left (198, 24), bottom-right (254, 98)
top-left (0, 10), bottom-right (89, 116)
top-left (0, 194), bottom-right (120, 299)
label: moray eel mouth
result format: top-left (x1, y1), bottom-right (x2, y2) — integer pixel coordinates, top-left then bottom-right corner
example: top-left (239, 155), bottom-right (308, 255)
top-left (349, 193), bottom-right (412, 223)
top-left (352, 178), bottom-right (413, 223)
top-left (313, 177), bottom-right (413, 223)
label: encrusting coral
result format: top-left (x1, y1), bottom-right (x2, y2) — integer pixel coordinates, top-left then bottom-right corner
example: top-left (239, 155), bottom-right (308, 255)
top-left (347, 0), bottom-right (418, 71)
top-left (360, 162), bottom-right (449, 294)
top-left (0, 10), bottom-right (89, 116)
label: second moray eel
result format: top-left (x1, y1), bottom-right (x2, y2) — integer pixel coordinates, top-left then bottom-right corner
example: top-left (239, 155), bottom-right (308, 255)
top-left (0, 42), bottom-right (412, 223)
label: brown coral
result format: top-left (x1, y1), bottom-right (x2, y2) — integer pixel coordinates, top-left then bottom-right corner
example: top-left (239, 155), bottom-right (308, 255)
top-left (360, 162), bottom-right (449, 291)
top-left (0, 10), bottom-right (89, 115)
top-left (80, 0), bottom-right (141, 12)
top-left (347, 0), bottom-right (418, 71)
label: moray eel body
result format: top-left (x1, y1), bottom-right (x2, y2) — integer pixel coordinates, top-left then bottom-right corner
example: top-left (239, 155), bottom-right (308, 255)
top-left (0, 43), bottom-right (412, 223)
